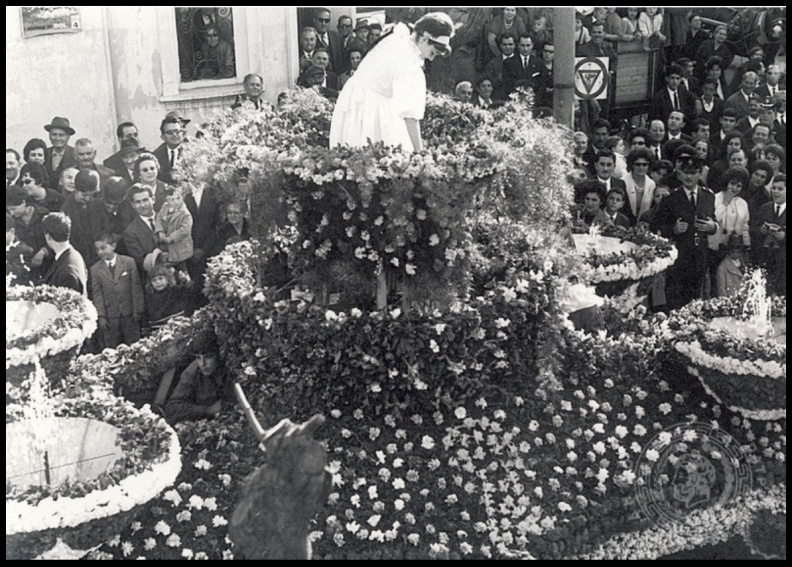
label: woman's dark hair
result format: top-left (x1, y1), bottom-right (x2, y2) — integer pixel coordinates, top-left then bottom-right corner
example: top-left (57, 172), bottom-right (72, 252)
top-left (763, 143), bottom-right (786, 169)
top-left (19, 162), bottom-right (48, 186)
top-left (750, 159), bottom-right (773, 179)
top-left (651, 159), bottom-right (674, 175)
top-left (574, 179), bottom-right (607, 205)
top-left (22, 138), bottom-right (47, 162)
top-left (626, 147), bottom-right (654, 170)
top-left (722, 166), bottom-right (750, 189)
top-left (413, 12), bottom-right (454, 38)
top-left (720, 131), bottom-right (746, 156)
top-left (705, 55), bottom-right (724, 72)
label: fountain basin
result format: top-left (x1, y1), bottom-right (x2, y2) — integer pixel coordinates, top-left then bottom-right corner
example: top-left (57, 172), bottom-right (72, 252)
top-left (6, 285), bottom-right (97, 390)
top-left (666, 295), bottom-right (786, 420)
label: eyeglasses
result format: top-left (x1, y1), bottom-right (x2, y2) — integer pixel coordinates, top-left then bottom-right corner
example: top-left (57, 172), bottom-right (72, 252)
top-left (543, 49), bottom-right (554, 53)
top-left (21, 178), bottom-right (34, 185)
top-left (632, 141), bottom-right (647, 145)
top-left (634, 162), bottom-right (650, 167)
top-left (163, 129), bottom-right (182, 135)
top-left (206, 33), bottom-right (219, 38)
top-left (316, 18), bottom-right (330, 23)
top-left (339, 23), bottom-right (352, 28)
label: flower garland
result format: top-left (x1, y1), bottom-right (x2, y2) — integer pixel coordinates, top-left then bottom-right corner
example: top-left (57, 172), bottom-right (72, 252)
top-left (572, 226), bottom-right (677, 284)
top-left (6, 391), bottom-right (180, 534)
top-left (6, 284), bottom-right (97, 369)
top-left (576, 485), bottom-right (786, 559)
top-left (665, 295), bottom-right (786, 377)
top-left (687, 364), bottom-right (787, 421)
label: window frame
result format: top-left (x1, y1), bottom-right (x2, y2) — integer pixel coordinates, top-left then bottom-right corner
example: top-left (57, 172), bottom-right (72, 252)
top-left (156, 6), bottom-right (248, 101)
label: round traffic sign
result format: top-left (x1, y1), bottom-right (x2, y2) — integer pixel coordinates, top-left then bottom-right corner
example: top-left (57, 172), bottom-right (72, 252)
top-left (574, 57), bottom-right (609, 100)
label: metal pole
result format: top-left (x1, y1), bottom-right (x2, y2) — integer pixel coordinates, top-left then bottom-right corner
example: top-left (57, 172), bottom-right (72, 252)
top-left (553, 8), bottom-right (576, 128)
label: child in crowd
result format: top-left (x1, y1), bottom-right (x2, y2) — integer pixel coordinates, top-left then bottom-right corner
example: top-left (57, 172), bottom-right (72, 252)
top-left (638, 185), bottom-right (671, 230)
top-left (154, 186), bottom-right (193, 271)
top-left (90, 232), bottom-right (144, 349)
top-left (6, 212), bottom-right (34, 286)
top-left (715, 235), bottom-right (746, 298)
top-left (604, 188), bottom-right (631, 228)
top-left (143, 264), bottom-right (188, 335)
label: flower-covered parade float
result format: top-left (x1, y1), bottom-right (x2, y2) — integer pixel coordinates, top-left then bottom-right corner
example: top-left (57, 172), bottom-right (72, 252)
top-left (11, 89), bottom-right (783, 559)
top-left (6, 283), bottom-right (181, 559)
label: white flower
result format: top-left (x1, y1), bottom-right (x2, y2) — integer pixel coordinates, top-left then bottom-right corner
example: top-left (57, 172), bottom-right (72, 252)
top-left (390, 308), bottom-right (401, 319)
top-left (188, 495), bottom-right (205, 510)
top-left (367, 514), bottom-right (381, 527)
top-left (212, 515), bottom-right (228, 527)
top-left (422, 435), bottom-right (436, 450)
top-left (204, 497), bottom-right (218, 511)
top-left (405, 263), bottom-right (416, 276)
top-left (658, 403), bottom-right (672, 415)
top-left (350, 308), bottom-right (363, 318)
top-left (194, 525), bottom-right (207, 537)
top-left (122, 541), bottom-right (134, 557)
top-left (325, 310), bottom-right (338, 321)
top-left (454, 407), bottom-right (467, 419)
top-left (429, 234), bottom-right (440, 246)
top-left (392, 478), bottom-right (405, 490)
top-left (494, 317), bottom-right (510, 328)
top-left (143, 538), bottom-right (156, 551)
top-left (683, 429), bottom-right (699, 442)
top-left (154, 520), bottom-right (171, 536)
top-left (558, 502), bottom-right (572, 512)
top-left (645, 449), bottom-right (660, 462)
top-left (162, 489), bottom-right (182, 507)
top-left (429, 339), bottom-right (440, 353)
top-left (176, 510), bottom-right (192, 523)
top-left (166, 534), bottom-right (181, 548)
top-left (181, 549), bottom-right (194, 559)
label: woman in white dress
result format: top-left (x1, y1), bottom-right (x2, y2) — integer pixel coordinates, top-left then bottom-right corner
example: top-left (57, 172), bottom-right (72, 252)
top-left (329, 12), bottom-right (455, 153)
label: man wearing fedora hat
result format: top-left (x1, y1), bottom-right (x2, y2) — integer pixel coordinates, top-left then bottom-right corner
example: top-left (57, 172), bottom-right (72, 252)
top-left (103, 121), bottom-right (140, 174)
top-left (112, 138), bottom-right (146, 184)
top-left (44, 116), bottom-right (78, 192)
top-left (297, 65), bottom-right (338, 99)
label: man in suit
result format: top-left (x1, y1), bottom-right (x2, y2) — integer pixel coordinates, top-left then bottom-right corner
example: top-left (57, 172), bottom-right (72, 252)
top-left (310, 48), bottom-right (339, 90)
top-left (103, 122), bottom-right (139, 174)
top-left (724, 71), bottom-right (759, 121)
top-left (650, 63), bottom-right (696, 125)
top-left (750, 174), bottom-right (786, 296)
top-left (122, 184), bottom-right (159, 276)
top-left (152, 116), bottom-right (185, 186)
top-left (90, 232), bottom-right (144, 348)
top-left (313, 7), bottom-right (345, 74)
top-left (111, 138), bottom-right (145, 184)
top-left (485, 32), bottom-right (517, 101)
top-left (6, 148), bottom-right (21, 188)
top-left (651, 145), bottom-right (719, 309)
top-left (298, 26), bottom-right (318, 74)
top-left (184, 180), bottom-right (220, 305)
top-left (694, 78), bottom-right (724, 130)
top-left (590, 149), bottom-right (628, 219)
top-left (755, 65), bottom-right (785, 100)
top-left (43, 117), bottom-right (78, 191)
top-left (42, 212), bottom-right (87, 295)
top-left (503, 33), bottom-right (541, 97)
top-left (337, 15), bottom-right (354, 48)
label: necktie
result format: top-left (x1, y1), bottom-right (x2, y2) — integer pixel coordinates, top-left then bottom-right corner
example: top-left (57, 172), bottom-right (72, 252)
top-left (655, 146), bottom-right (661, 160)
top-left (770, 86), bottom-right (776, 96)
top-left (776, 205), bottom-right (781, 219)
top-left (169, 148), bottom-right (176, 168)
top-left (107, 261), bottom-right (115, 277)
top-left (689, 190), bottom-right (696, 210)
top-left (51, 152), bottom-right (62, 171)
top-left (148, 218), bottom-right (156, 232)
top-left (673, 91), bottom-right (680, 110)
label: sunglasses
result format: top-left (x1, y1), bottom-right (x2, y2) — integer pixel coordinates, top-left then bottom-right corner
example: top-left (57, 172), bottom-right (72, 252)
top-left (543, 49), bottom-right (555, 53)
top-left (21, 178), bottom-right (34, 185)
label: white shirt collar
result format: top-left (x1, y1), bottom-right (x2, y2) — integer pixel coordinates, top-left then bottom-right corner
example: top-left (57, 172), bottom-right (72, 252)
top-left (106, 255), bottom-right (116, 268)
top-left (774, 203), bottom-right (787, 216)
top-left (54, 243), bottom-right (72, 262)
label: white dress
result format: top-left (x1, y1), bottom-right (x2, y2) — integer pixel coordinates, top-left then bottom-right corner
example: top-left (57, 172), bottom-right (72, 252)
top-left (329, 24), bottom-right (426, 152)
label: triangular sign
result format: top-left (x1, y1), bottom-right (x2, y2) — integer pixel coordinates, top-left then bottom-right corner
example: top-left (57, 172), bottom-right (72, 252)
top-left (578, 69), bottom-right (601, 94)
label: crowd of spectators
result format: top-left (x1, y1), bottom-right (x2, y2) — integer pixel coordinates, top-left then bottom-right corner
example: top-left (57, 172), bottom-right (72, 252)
top-left (5, 7), bottom-right (787, 348)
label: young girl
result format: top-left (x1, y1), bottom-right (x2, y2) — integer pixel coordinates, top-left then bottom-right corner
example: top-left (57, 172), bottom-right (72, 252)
top-left (154, 186), bottom-right (194, 270)
top-left (638, 7), bottom-right (665, 51)
top-left (143, 264), bottom-right (189, 335)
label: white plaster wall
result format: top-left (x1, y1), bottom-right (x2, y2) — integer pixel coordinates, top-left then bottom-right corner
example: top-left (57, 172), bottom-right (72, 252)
top-left (5, 6), bottom-right (117, 160)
